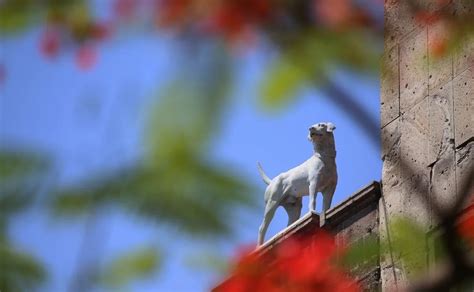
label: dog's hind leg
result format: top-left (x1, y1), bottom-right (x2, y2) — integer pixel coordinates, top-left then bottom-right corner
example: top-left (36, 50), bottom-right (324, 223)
top-left (283, 197), bottom-right (302, 227)
top-left (258, 199), bottom-right (279, 246)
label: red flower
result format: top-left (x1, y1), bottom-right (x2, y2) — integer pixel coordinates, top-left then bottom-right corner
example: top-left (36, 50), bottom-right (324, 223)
top-left (415, 11), bottom-right (440, 26)
top-left (214, 231), bottom-right (359, 292)
top-left (459, 200), bottom-right (474, 248)
top-left (206, 0), bottom-right (272, 40)
top-left (155, 0), bottom-right (191, 27)
top-left (428, 19), bottom-right (451, 58)
top-left (90, 22), bottom-right (112, 41)
top-left (430, 37), bottom-right (447, 58)
top-left (114, 0), bottom-right (137, 19)
top-left (313, 0), bottom-right (373, 30)
top-left (40, 29), bottom-right (61, 58)
top-left (76, 45), bottom-right (98, 71)
top-left (314, 0), bottom-right (352, 28)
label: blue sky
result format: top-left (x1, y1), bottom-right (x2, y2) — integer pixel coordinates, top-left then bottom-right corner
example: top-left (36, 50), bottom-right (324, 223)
top-left (1, 28), bottom-right (381, 291)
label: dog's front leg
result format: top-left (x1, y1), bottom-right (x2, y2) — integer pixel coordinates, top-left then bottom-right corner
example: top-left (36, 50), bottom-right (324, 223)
top-left (321, 184), bottom-right (336, 227)
top-left (308, 181), bottom-right (318, 212)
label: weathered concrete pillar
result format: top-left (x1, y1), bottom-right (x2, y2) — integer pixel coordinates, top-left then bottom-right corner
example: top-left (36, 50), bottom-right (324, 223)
top-left (380, 0), bottom-right (473, 290)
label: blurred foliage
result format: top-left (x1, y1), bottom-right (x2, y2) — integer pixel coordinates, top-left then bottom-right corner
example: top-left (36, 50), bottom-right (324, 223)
top-left (0, 151), bottom-right (49, 181)
top-left (261, 30), bottom-right (379, 109)
top-left (53, 159), bottom-right (255, 235)
top-left (0, 151), bottom-right (50, 227)
top-left (341, 234), bottom-right (380, 273)
top-left (99, 246), bottom-right (160, 288)
top-left (389, 218), bottom-right (430, 277)
top-left (185, 251), bottom-right (230, 275)
top-left (0, 150), bottom-right (49, 291)
top-left (0, 243), bottom-right (47, 292)
top-left (53, 44), bottom-right (257, 237)
top-left (0, 0), bottom-right (89, 34)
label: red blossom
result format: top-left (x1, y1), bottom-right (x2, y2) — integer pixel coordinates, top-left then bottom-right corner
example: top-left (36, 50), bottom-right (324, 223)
top-left (214, 231), bottom-right (359, 292)
top-left (459, 200), bottom-right (474, 248)
top-left (206, 0), bottom-right (272, 40)
top-left (40, 29), bottom-right (61, 58)
top-left (114, 0), bottom-right (137, 19)
top-left (315, 0), bottom-right (352, 28)
top-left (155, 0), bottom-right (191, 27)
top-left (313, 0), bottom-right (372, 30)
top-left (90, 22), bottom-right (112, 41)
top-left (415, 11), bottom-right (441, 26)
top-left (76, 45), bottom-right (98, 71)
top-left (436, 0), bottom-right (451, 6)
top-left (428, 20), bottom-right (451, 58)
top-left (430, 37), bottom-right (447, 58)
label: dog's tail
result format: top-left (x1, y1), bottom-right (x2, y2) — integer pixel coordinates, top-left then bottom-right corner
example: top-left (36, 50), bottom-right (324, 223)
top-left (257, 162), bottom-right (272, 185)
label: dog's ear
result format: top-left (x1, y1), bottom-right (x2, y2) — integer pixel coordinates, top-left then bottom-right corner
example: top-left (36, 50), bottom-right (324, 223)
top-left (326, 122), bottom-right (336, 132)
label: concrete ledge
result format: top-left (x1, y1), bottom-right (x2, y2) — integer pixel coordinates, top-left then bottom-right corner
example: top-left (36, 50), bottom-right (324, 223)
top-left (255, 211), bottom-right (320, 255)
top-left (256, 181), bottom-right (381, 254)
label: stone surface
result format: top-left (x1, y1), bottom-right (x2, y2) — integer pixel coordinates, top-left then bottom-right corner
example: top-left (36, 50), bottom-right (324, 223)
top-left (400, 28), bottom-right (429, 112)
top-left (381, 1), bottom-right (473, 291)
top-left (335, 204), bottom-right (378, 244)
top-left (381, 120), bottom-right (403, 227)
top-left (452, 1), bottom-right (474, 76)
top-left (428, 21), bottom-right (453, 92)
top-left (381, 45), bottom-right (400, 128)
top-left (381, 118), bottom-right (401, 161)
top-left (384, 0), bottom-right (400, 51)
top-left (401, 98), bottom-right (430, 169)
top-left (428, 82), bottom-right (454, 165)
top-left (400, 170), bottom-right (431, 227)
top-left (384, 0), bottom-right (426, 50)
top-left (430, 148), bottom-right (456, 218)
top-left (379, 194), bottom-right (402, 261)
top-left (454, 38), bottom-right (474, 77)
top-left (456, 141), bottom-right (473, 200)
top-left (453, 68), bottom-right (474, 147)
top-left (380, 263), bottom-right (408, 292)
top-left (400, 99), bottom-right (431, 226)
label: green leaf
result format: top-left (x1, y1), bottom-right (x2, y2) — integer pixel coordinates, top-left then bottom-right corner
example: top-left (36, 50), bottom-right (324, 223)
top-left (0, 151), bottom-right (50, 225)
top-left (0, 0), bottom-right (37, 33)
top-left (388, 218), bottom-right (429, 278)
top-left (52, 160), bottom-right (256, 237)
top-left (260, 58), bottom-right (308, 109)
top-left (100, 247), bottom-right (160, 288)
top-left (0, 151), bottom-right (48, 180)
top-left (184, 251), bottom-right (229, 274)
top-left (259, 29), bottom-right (379, 110)
top-left (342, 234), bottom-right (379, 272)
top-left (0, 242), bottom-right (46, 292)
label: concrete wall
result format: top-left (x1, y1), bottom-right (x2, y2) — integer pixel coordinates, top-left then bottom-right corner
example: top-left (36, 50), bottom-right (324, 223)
top-left (380, 0), bottom-right (473, 289)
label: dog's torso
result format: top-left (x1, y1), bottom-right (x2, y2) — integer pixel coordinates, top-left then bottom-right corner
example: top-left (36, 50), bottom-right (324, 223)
top-left (265, 154), bottom-right (337, 203)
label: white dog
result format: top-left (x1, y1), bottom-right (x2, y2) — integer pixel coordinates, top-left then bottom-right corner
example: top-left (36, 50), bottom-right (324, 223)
top-left (257, 122), bottom-right (338, 246)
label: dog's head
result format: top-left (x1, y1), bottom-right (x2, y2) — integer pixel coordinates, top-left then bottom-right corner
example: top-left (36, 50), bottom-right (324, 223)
top-left (308, 122), bottom-right (336, 141)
